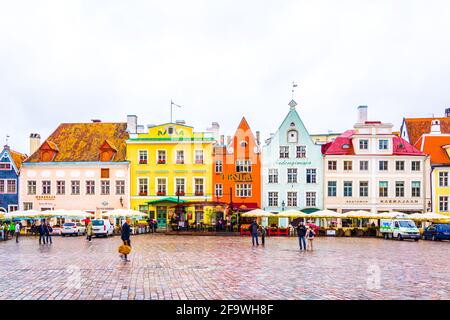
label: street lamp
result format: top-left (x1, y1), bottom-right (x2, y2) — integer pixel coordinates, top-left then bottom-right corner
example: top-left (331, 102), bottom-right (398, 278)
top-left (281, 200), bottom-right (285, 211)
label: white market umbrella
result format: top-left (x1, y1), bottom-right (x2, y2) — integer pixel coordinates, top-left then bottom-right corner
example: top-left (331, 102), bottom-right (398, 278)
top-left (65, 210), bottom-right (94, 219)
top-left (343, 210), bottom-right (377, 219)
top-left (39, 209), bottom-right (70, 218)
top-left (376, 211), bottom-right (408, 219)
top-left (409, 212), bottom-right (450, 222)
top-left (275, 210), bottom-right (309, 218)
top-left (105, 209), bottom-right (143, 218)
top-left (241, 209), bottom-right (276, 218)
top-left (309, 210), bottom-right (344, 219)
top-left (5, 210), bottom-right (41, 220)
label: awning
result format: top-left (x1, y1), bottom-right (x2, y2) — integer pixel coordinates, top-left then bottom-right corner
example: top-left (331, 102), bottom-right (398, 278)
top-left (300, 208), bottom-right (321, 214)
top-left (146, 197), bottom-right (187, 205)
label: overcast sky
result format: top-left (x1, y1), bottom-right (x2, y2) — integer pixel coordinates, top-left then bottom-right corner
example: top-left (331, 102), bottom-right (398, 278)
top-left (1, 0), bottom-right (450, 154)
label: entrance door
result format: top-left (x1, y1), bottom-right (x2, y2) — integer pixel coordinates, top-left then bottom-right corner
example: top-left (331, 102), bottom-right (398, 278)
top-left (156, 206), bottom-right (167, 227)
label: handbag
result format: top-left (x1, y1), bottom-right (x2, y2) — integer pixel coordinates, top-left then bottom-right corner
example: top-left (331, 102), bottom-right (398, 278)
top-left (118, 244), bottom-right (132, 255)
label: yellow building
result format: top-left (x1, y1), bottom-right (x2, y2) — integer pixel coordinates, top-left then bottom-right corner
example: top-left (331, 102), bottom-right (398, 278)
top-left (126, 117), bottom-right (215, 228)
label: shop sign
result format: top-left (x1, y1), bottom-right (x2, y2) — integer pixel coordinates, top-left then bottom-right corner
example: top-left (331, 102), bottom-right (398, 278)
top-left (345, 200), bottom-right (369, 204)
top-left (96, 207), bottom-right (114, 211)
top-left (36, 195), bottom-right (55, 201)
top-left (276, 160), bottom-right (312, 166)
top-left (221, 173), bottom-right (252, 182)
top-left (158, 127), bottom-right (184, 137)
top-left (379, 199), bottom-right (420, 205)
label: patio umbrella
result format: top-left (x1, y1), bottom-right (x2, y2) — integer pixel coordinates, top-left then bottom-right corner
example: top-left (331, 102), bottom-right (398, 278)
top-left (39, 209), bottom-right (70, 218)
top-left (65, 210), bottom-right (94, 219)
top-left (375, 211), bottom-right (408, 219)
top-left (408, 212), bottom-right (450, 221)
top-left (343, 210), bottom-right (376, 219)
top-left (105, 209), bottom-right (143, 218)
top-left (240, 209), bottom-right (276, 218)
top-left (309, 210), bottom-right (344, 219)
top-left (5, 210), bottom-right (41, 220)
top-left (275, 210), bottom-right (309, 218)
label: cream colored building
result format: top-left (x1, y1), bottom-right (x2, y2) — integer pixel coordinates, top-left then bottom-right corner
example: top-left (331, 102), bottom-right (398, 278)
top-left (322, 106), bottom-right (431, 214)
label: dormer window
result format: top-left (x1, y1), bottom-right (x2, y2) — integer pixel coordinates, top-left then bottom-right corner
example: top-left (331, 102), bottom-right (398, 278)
top-left (287, 130), bottom-right (298, 143)
top-left (240, 141), bottom-right (248, 148)
top-left (168, 126), bottom-right (174, 135)
top-left (99, 140), bottom-right (117, 162)
top-left (342, 144), bottom-right (350, 149)
top-left (39, 141), bottom-right (59, 162)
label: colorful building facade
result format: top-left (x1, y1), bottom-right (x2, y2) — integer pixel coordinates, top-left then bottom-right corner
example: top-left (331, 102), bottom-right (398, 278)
top-left (415, 120), bottom-right (450, 215)
top-left (212, 117), bottom-right (261, 211)
top-left (323, 106), bottom-right (430, 214)
top-left (127, 116), bottom-right (215, 227)
top-left (0, 145), bottom-right (27, 213)
top-left (20, 122), bottom-right (130, 213)
top-left (262, 100), bottom-right (323, 213)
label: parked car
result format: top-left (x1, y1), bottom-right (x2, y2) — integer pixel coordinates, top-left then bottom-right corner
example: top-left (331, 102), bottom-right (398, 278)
top-left (380, 219), bottom-right (420, 241)
top-left (50, 225), bottom-right (61, 235)
top-left (423, 224), bottom-right (450, 241)
top-left (61, 222), bottom-right (86, 236)
top-left (92, 219), bottom-right (114, 237)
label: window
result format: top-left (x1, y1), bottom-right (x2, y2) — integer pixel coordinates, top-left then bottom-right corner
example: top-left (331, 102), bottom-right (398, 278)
top-left (194, 178), bottom-right (204, 196)
top-left (359, 139), bottom-right (368, 150)
top-left (157, 178), bottom-right (167, 195)
top-left (71, 181), bottom-right (80, 195)
top-left (395, 181), bottom-right (405, 197)
top-left (287, 130), bottom-right (298, 143)
top-left (0, 163), bottom-right (11, 170)
top-left (6, 180), bottom-right (16, 194)
top-left (439, 172), bottom-right (449, 187)
top-left (101, 180), bottom-right (110, 195)
top-left (176, 178), bottom-right (185, 195)
top-left (296, 146), bottom-right (306, 158)
top-left (8, 205), bottom-right (18, 212)
top-left (215, 184), bottom-right (223, 197)
top-left (138, 205), bottom-right (149, 213)
top-left (236, 184), bottom-right (252, 197)
top-left (287, 192), bottom-right (297, 207)
top-left (379, 181), bottom-right (388, 197)
top-left (359, 181), bottom-right (369, 197)
top-left (176, 150), bottom-right (184, 164)
top-left (56, 181), bottom-right (65, 195)
top-left (27, 180), bottom-right (37, 195)
top-left (306, 192), bottom-right (316, 207)
top-left (359, 161), bottom-right (369, 171)
top-left (116, 180), bottom-right (125, 195)
top-left (412, 181), bottom-right (421, 197)
top-left (42, 181), bottom-right (51, 195)
top-left (411, 161), bottom-right (421, 172)
top-left (23, 202), bottom-right (33, 210)
top-left (268, 192), bottom-right (278, 207)
top-left (396, 161), bottom-right (405, 171)
top-left (328, 181), bottom-right (337, 197)
top-left (306, 169), bottom-right (317, 184)
top-left (328, 161), bottom-right (337, 171)
top-left (0, 180), bottom-right (4, 193)
top-left (344, 181), bottom-right (353, 197)
top-left (139, 150), bottom-right (148, 164)
top-left (195, 150), bottom-right (204, 164)
top-left (379, 161), bottom-right (388, 171)
top-left (439, 196), bottom-right (449, 212)
top-left (378, 139), bottom-right (389, 150)
top-left (101, 168), bottom-right (110, 179)
top-left (279, 146), bottom-right (289, 158)
top-left (139, 178), bottom-right (148, 195)
top-left (157, 150), bottom-right (166, 164)
top-left (236, 160), bottom-right (252, 172)
top-left (215, 160), bottom-right (222, 173)
top-left (86, 180), bottom-right (95, 195)
top-left (344, 161), bottom-right (353, 171)
top-left (287, 168), bottom-right (298, 183)
top-left (268, 169), bottom-right (278, 183)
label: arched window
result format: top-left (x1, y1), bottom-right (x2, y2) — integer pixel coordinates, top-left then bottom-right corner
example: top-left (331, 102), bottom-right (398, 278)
top-left (287, 130), bottom-right (298, 143)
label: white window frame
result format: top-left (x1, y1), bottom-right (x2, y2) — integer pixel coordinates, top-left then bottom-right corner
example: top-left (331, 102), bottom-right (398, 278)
top-left (296, 145), bottom-right (307, 158)
top-left (138, 177), bottom-right (149, 195)
top-left (194, 150), bottom-right (204, 164)
top-left (236, 183), bottom-right (252, 197)
top-left (175, 177), bottom-right (186, 195)
top-left (193, 177), bottom-right (205, 196)
top-left (156, 177), bottom-right (167, 195)
top-left (214, 183), bottom-right (223, 197)
top-left (138, 150), bottom-right (148, 164)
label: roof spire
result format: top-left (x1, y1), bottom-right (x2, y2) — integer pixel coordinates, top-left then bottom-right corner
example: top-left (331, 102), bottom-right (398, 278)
top-left (289, 81), bottom-right (298, 110)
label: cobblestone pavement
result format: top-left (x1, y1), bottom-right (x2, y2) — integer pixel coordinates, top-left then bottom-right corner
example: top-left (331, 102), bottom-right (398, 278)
top-left (0, 234), bottom-right (449, 300)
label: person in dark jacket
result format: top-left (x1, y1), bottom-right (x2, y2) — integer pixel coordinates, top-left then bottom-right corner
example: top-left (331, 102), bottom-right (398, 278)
top-left (249, 220), bottom-right (259, 246)
top-left (38, 221), bottom-right (46, 245)
top-left (296, 222), bottom-right (307, 251)
top-left (45, 222), bottom-right (53, 244)
top-left (121, 218), bottom-right (132, 262)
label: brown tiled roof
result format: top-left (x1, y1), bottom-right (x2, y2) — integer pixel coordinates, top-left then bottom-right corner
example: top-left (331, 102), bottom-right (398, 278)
top-left (9, 149), bottom-right (27, 170)
top-left (404, 118), bottom-right (450, 145)
top-left (26, 122), bottom-right (129, 162)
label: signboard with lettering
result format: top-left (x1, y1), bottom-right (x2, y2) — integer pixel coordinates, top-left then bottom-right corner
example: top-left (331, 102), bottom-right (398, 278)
top-left (221, 173), bottom-right (253, 182)
top-left (36, 196), bottom-right (56, 201)
top-left (276, 160), bottom-right (312, 166)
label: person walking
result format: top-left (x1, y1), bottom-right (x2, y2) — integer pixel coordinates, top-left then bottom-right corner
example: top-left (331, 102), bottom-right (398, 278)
top-left (0, 222), bottom-right (4, 241)
top-left (45, 222), bottom-right (53, 244)
top-left (296, 222), bottom-right (307, 251)
top-left (9, 222), bottom-right (15, 239)
top-left (249, 220), bottom-right (259, 246)
top-left (14, 221), bottom-right (21, 243)
top-left (260, 225), bottom-right (266, 246)
top-left (306, 226), bottom-right (316, 251)
top-left (86, 221), bottom-right (93, 242)
top-left (38, 221), bottom-right (46, 245)
top-left (120, 218), bottom-right (132, 262)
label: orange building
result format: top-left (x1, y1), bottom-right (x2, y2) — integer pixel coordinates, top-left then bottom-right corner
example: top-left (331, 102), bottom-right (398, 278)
top-left (212, 117), bottom-right (261, 210)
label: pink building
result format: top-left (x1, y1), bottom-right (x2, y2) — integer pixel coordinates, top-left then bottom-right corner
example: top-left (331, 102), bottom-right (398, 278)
top-left (20, 121), bottom-right (130, 213)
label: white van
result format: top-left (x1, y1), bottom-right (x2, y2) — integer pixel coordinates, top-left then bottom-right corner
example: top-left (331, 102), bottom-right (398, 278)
top-left (92, 219), bottom-right (114, 237)
top-left (380, 219), bottom-right (420, 241)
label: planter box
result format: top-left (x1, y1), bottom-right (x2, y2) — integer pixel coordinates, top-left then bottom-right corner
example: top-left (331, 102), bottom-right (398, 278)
top-left (176, 192), bottom-right (185, 196)
top-left (157, 161), bottom-right (166, 164)
top-left (139, 160), bottom-right (147, 164)
top-left (139, 192), bottom-right (148, 196)
top-left (157, 192), bottom-right (166, 196)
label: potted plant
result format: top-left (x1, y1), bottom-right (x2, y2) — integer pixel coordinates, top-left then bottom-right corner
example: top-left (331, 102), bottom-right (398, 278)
top-left (176, 160), bottom-right (184, 164)
top-left (139, 191), bottom-right (148, 196)
top-left (195, 159), bottom-right (203, 164)
top-left (176, 191), bottom-right (185, 196)
top-left (195, 191), bottom-right (204, 196)
top-left (157, 191), bottom-right (166, 196)
top-left (157, 159), bottom-right (166, 164)
top-left (139, 160), bottom-right (147, 164)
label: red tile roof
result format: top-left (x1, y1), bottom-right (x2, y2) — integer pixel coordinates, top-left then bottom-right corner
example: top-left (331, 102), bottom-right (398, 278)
top-left (403, 117), bottom-right (450, 145)
top-left (415, 134), bottom-right (450, 165)
top-left (8, 149), bottom-right (28, 170)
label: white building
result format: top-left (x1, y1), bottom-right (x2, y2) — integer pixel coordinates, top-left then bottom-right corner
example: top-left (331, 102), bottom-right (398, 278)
top-left (323, 106), bottom-right (431, 214)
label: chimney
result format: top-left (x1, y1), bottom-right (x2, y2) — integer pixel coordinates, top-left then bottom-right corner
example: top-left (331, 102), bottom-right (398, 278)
top-left (220, 135), bottom-right (225, 145)
top-left (207, 122), bottom-right (220, 141)
top-left (357, 106), bottom-right (368, 123)
top-left (256, 131), bottom-right (260, 145)
top-left (175, 120), bottom-right (186, 125)
top-left (29, 133), bottom-right (41, 155)
top-left (430, 119), bottom-right (441, 134)
top-left (91, 119), bottom-right (101, 123)
top-left (445, 108), bottom-right (450, 117)
top-left (127, 115), bottom-right (137, 134)
top-left (226, 135), bottom-right (231, 145)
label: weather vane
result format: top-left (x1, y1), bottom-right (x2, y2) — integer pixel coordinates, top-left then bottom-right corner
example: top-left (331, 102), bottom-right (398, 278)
top-left (170, 100), bottom-right (182, 123)
top-left (292, 81), bottom-right (298, 99)
top-left (5, 134), bottom-right (10, 146)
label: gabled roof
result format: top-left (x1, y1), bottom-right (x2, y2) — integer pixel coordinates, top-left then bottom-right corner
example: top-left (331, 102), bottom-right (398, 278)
top-left (26, 122), bottom-right (129, 163)
top-left (402, 117), bottom-right (450, 145)
top-left (415, 134), bottom-right (450, 165)
top-left (228, 117), bottom-right (258, 148)
top-left (1, 147), bottom-right (27, 171)
top-left (322, 130), bottom-right (424, 156)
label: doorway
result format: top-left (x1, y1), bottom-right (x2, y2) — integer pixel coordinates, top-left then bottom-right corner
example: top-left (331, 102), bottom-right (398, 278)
top-left (156, 206), bottom-right (167, 227)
